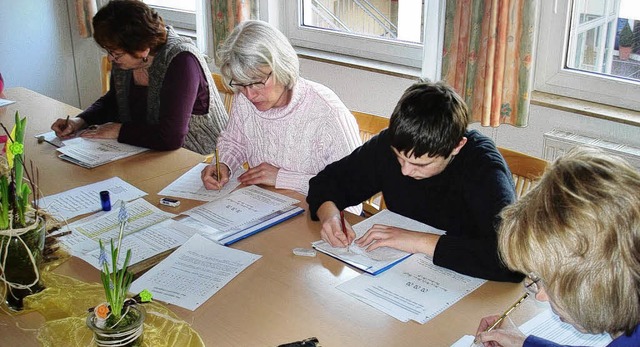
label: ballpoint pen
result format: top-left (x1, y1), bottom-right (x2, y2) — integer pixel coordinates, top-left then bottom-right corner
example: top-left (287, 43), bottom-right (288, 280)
top-left (64, 115), bottom-right (70, 130)
top-left (472, 292), bottom-right (529, 345)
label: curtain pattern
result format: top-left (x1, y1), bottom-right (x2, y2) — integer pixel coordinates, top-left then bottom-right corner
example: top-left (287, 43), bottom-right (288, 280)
top-left (442, 0), bottom-right (538, 127)
top-left (210, 0), bottom-right (258, 65)
top-left (75, 0), bottom-right (97, 38)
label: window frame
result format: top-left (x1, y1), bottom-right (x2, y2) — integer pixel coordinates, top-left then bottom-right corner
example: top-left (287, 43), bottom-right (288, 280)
top-left (283, 0), bottom-right (444, 76)
top-left (534, 0), bottom-right (640, 111)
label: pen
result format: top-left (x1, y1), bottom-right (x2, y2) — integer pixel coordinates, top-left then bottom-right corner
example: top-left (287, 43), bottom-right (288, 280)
top-left (65, 115), bottom-right (70, 130)
top-left (484, 292), bottom-right (529, 334)
top-left (340, 210), bottom-right (349, 248)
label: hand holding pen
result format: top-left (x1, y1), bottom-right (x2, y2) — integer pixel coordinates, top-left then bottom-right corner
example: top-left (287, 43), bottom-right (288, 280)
top-left (317, 202), bottom-right (355, 248)
top-left (51, 115), bottom-right (86, 138)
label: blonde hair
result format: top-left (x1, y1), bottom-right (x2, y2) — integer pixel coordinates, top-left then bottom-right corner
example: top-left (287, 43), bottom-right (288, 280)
top-left (499, 146), bottom-right (640, 335)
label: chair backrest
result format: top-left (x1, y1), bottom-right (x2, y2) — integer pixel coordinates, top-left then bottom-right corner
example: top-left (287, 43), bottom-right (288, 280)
top-left (351, 111), bottom-right (390, 216)
top-left (101, 55), bottom-right (112, 94)
top-left (498, 147), bottom-right (548, 199)
top-left (212, 73), bottom-right (234, 113)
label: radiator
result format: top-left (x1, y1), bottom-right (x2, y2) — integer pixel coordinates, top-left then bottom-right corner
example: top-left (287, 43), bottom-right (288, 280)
top-left (543, 129), bottom-right (640, 170)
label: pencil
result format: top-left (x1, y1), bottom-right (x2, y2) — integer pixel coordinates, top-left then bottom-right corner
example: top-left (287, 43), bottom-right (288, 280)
top-left (484, 292), bottom-right (529, 333)
top-left (215, 148), bottom-right (220, 180)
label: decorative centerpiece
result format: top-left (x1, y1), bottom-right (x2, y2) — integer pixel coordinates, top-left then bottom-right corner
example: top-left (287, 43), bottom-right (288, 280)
top-left (86, 201), bottom-right (151, 347)
top-left (0, 111), bottom-right (46, 311)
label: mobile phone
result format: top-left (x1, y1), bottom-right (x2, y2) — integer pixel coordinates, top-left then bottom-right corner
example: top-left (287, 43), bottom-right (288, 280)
top-left (159, 197), bottom-right (180, 207)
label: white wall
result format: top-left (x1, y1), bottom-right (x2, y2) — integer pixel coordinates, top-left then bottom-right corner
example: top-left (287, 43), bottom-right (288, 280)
top-left (299, 58), bottom-right (640, 158)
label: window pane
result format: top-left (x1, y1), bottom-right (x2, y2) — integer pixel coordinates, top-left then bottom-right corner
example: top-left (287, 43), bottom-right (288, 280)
top-left (300, 0), bottom-right (423, 44)
top-left (567, 0), bottom-right (640, 81)
top-left (143, 0), bottom-right (195, 12)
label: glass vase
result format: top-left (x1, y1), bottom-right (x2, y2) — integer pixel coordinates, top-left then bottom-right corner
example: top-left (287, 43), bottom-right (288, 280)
top-left (86, 305), bottom-right (145, 347)
top-left (0, 217), bottom-right (46, 310)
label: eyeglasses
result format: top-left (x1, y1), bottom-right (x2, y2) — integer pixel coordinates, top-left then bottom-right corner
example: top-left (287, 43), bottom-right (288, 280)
top-left (524, 273), bottom-right (541, 295)
top-left (105, 49), bottom-right (125, 61)
top-left (229, 72), bottom-right (272, 91)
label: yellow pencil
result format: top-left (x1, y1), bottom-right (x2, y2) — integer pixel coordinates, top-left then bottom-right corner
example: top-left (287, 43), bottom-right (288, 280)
top-left (215, 148), bottom-right (220, 180)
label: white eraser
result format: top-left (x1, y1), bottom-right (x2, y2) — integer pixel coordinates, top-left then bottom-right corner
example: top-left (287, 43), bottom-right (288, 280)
top-left (293, 247), bottom-right (317, 257)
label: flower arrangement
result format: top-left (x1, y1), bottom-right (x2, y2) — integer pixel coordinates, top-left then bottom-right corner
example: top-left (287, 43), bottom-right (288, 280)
top-left (87, 201), bottom-right (151, 346)
top-left (0, 111), bottom-right (45, 310)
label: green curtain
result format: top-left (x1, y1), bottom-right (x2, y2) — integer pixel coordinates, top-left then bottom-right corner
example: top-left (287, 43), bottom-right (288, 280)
top-left (210, 0), bottom-right (259, 65)
top-left (442, 0), bottom-right (538, 127)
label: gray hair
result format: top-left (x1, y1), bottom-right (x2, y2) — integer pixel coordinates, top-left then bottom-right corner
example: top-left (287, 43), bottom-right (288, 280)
top-left (216, 20), bottom-right (299, 90)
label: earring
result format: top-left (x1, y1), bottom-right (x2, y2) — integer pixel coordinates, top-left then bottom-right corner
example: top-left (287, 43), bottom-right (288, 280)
top-left (142, 56), bottom-right (148, 63)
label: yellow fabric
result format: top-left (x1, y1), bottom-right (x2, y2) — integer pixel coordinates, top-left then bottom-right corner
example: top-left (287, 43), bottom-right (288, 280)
top-left (5, 125), bottom-right (16, 168)
top-left (16, 271), bottom-right (204, 347)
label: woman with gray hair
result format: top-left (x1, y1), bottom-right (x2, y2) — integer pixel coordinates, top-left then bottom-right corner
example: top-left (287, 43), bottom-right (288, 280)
top-left (473, 146), bottom-right (640, 346)
top-left (201, 20), bottom-right (361, 196)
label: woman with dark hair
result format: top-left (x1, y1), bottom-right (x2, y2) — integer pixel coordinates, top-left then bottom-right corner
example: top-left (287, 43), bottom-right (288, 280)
top-left (51, 0), bottom-right (228, 154)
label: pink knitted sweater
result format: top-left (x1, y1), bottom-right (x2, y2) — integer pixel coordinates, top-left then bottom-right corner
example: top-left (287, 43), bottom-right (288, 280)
top-left (218, 77), bottom-right (361, 195)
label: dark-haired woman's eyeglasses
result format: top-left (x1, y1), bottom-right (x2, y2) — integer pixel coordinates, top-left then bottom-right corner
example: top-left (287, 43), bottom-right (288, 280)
top-left (105, 49), bottom-right (125, 62)
top-left (229, 72), bottom-right (272, 91)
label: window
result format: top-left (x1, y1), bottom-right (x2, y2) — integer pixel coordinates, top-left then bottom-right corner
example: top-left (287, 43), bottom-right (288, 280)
top-left (143, 0), bottom-right (210, 55)
top-left (534, 0), bottom-right (640, 111)
top-left (284, 0), bottom-right (444, 78)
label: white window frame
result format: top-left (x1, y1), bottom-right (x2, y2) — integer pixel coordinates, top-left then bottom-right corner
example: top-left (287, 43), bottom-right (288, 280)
top-left (283, 0), bottom-right (444, 79)
top-left (534, 0), bottom-right (640, 111)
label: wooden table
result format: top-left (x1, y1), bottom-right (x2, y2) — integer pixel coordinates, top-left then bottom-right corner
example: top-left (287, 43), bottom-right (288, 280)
top-left (0, 89), bottom-right (544, 346)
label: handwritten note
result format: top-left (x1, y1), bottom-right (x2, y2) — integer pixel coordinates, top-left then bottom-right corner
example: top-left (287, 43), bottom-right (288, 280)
top-left (130, 234), bottom-right (261, 311)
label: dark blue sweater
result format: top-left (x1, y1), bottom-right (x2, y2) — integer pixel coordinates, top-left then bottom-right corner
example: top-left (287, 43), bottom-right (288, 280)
top-left (307, 129), bottom-right (522, 282)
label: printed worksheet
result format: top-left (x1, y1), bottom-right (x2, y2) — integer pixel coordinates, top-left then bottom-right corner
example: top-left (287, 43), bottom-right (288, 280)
top-left (338, 253), bottom-right (486, 323)
top-left (157, 163), bottom-right (244, 201)
top-left (38, 176), bottom-right (147, 220)
top-left (130, 234), bottom-right (261, 311)
top-left (313, 209), bottom-right (446, 274)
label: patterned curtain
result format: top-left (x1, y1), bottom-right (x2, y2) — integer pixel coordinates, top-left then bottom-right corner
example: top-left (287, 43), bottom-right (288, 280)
top-left (442, 0), bottom-right (538, 127)
top-left (211, 0), bottom-right (258, 65)
top-left (75, 0), bottom-right (97, 38)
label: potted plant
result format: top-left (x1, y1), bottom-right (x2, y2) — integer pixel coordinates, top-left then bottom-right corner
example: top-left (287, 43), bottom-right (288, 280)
top-left (0, 111), bottom-right (46, 311)
top-left (619, 23), bottom-right (633, 61)
top-left (86, 201), bottom-right (152, 347)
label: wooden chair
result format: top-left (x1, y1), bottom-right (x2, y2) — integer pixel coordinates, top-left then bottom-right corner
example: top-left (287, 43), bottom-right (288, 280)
top-left (101, 55), bottom-right (111, 94)
top-left (212, 73), bottom-right (234, 113)
top-left (351, 111), bottom-right (390, 216)
top-left (498, 147), bottom-right (548, 199)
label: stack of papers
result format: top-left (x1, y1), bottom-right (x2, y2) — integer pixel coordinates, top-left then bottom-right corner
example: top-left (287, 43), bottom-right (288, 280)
top-left (312, 209), bottom-right (446, 275)
top-left (338, 253), bottom-right (486, 324)
top-left (35, 131), bottom-right (148, 168)
top-left (182, 185), bottom-right (304, 245)
top-left (130, 234), bottom-right (261, 311)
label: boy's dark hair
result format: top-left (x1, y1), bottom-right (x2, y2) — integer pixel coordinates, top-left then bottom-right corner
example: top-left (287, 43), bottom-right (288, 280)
top-left (389, 79), bottom-right (469, 158)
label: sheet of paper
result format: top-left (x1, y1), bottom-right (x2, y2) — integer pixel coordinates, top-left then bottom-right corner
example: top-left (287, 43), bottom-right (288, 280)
top-left (34, 131), bottom-right (64, 147)
top-left (313, 209), bottom-right (446, 274)
top-left (130, 233), bottom-right (261, 311)
top-left (0, 98), bottom-right (16, 107)
top-left (56, 137), bottom-right (148, 168)
top-left (338, 253), bottom-right (486, 323)
top-left (183, 185), bottom-right (299, 235)
top-left (38, 176), bottom-right (147, 220)
top-left (55, 198), bottom-right (174, 266)
top-left (450, 308), bottom-right (612, 347)
top-left (157, 163), bottom-right (244, 201)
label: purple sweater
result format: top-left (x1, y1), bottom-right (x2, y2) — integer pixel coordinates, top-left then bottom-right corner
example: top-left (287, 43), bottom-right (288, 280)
top-left (78, 52), bottom-right (208, 150)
